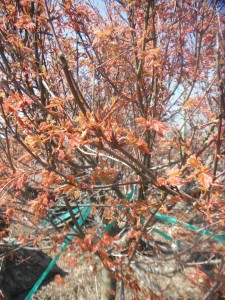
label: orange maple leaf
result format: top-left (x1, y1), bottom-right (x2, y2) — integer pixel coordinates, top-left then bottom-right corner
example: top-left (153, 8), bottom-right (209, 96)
top-left (187, 156), bottom-right (201, 168)
top-left (167, 168), bottom-right (181, 185)
top-left (54, 274), bottom-right (64, 285)
top-left (150, 118), bottom-right (168, 137)
top-left (157, 177), bottom-right (167, 186)
top-left (197, 172), bottom-right (212, 189)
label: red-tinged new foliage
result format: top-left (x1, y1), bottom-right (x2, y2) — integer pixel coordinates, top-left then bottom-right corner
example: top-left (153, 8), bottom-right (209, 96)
top-left (0, 0), bottom-right (225, 298)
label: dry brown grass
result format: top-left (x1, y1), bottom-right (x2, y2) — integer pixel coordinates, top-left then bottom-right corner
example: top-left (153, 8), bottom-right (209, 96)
top-left (34, 252), bottom-right (205, 300)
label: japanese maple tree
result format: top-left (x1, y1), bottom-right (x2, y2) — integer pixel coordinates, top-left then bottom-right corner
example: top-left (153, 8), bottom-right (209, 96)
top-left (0, 0), bottom-right (225, 299)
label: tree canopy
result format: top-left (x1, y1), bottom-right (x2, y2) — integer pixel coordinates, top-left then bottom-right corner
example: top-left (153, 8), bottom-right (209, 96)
top-left (0, 0), bottom-right (225, 298)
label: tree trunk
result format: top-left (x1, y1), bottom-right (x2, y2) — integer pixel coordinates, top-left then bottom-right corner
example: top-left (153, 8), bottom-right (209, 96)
top-left (100, 267), bottom-right (117, 300)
